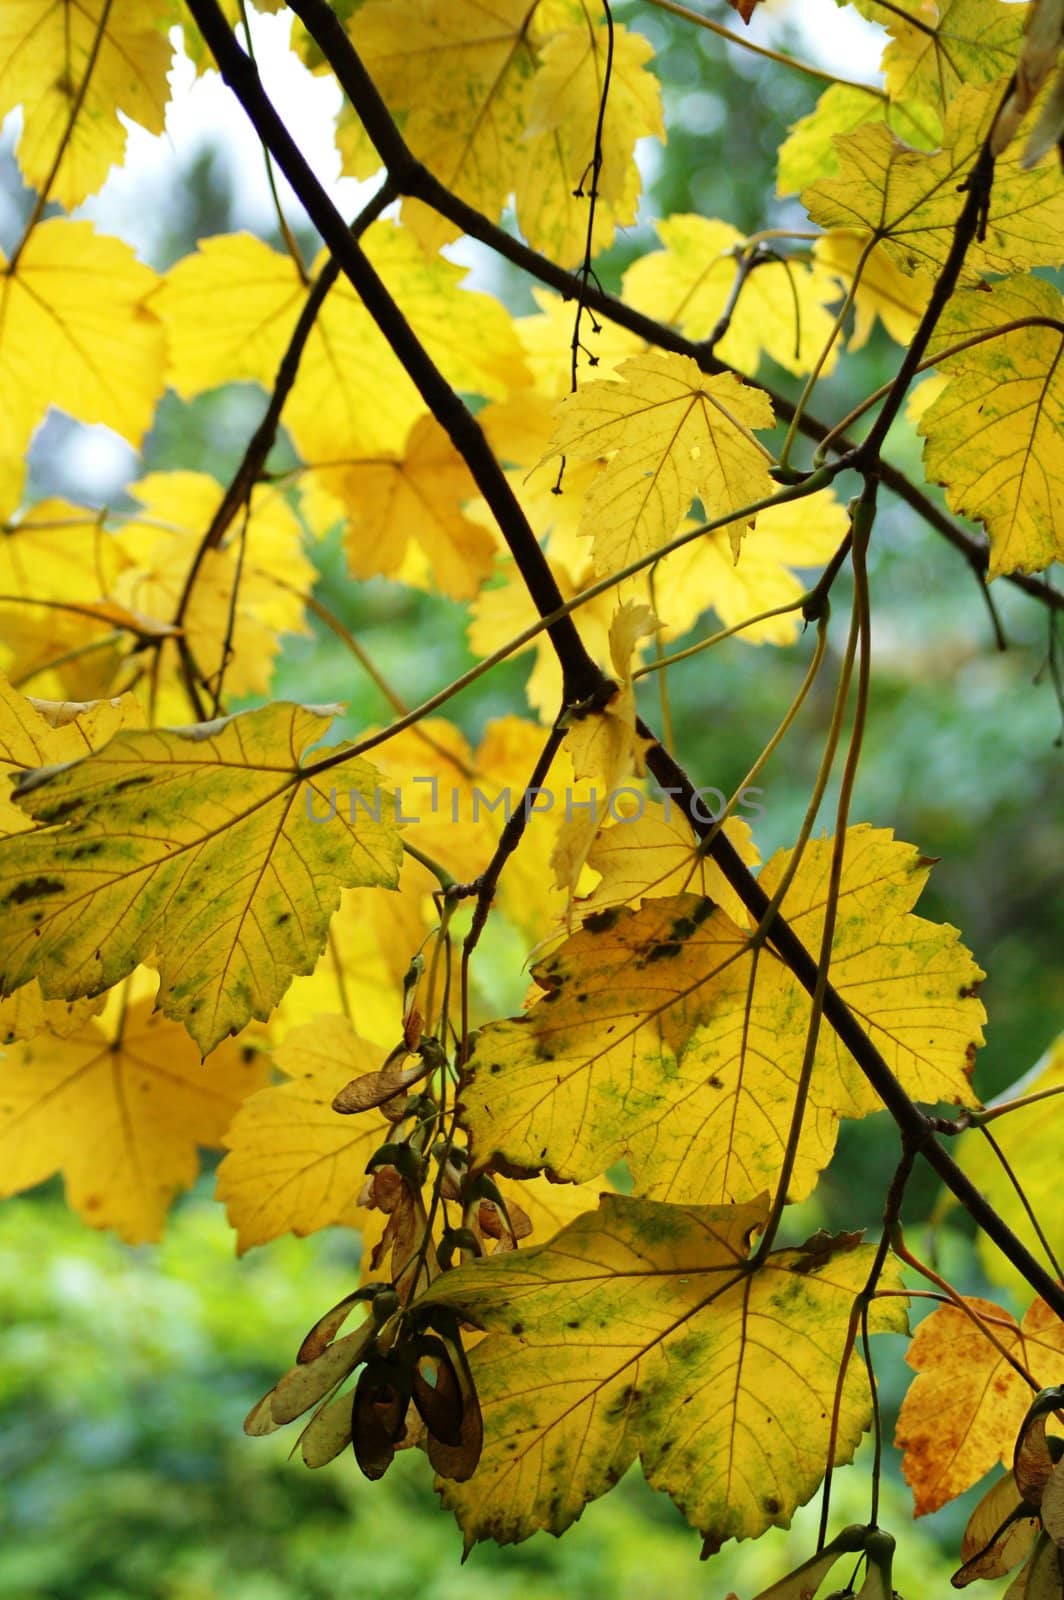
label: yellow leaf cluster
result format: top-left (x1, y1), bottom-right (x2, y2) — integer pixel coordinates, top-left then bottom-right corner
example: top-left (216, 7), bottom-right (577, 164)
top-left (350, 0), bottom-right (663, 263)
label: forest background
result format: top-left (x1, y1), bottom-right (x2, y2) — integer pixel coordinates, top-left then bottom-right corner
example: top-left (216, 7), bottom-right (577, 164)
top-left (0, 2), bottom-right (1062, 1598)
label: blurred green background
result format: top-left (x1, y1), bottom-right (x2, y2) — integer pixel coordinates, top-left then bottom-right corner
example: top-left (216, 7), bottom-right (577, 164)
top-left (2, 1), bottom-right (1062, 1596)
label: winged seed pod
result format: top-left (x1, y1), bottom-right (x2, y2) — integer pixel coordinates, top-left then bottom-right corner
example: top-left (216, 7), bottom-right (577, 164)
top-left (952, 1388), bottom-right (1064, 1589)
top-left (991, 0), bottom-right (1064, 159)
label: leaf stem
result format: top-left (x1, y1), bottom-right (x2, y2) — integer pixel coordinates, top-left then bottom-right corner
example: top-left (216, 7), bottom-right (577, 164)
top-left (640, 0), bottom-right (888, 98)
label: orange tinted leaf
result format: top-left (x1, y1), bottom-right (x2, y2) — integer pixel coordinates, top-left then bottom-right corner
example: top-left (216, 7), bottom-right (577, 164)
top-left (896, 1298), bottom-right (1064, 1514)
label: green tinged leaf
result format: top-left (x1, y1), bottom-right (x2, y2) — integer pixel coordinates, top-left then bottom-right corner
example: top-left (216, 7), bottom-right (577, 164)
top-left (0, 704), bottom-right (402, 1052)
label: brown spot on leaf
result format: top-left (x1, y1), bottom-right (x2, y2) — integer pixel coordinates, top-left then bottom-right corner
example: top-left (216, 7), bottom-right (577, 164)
top-left (4, 876), bottom-right (65, 905)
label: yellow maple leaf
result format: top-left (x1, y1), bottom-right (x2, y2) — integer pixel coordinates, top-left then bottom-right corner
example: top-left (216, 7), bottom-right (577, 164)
top-left (515, 22), bottom-right (663, 266)
top-left (301, 413), bottom-right (497, 600)
top-left (0, 671), bottom-right (141, 835)
top-left (551, 602), bottom-right (658, 906)
top-left (871, 0), bottom-right (1025, 135)
top-left (352, 0), bottom-right (537, 255)
top-left (461, 828), bottom-right (984, 1205)
top-left (0, 499), bottom-right (132, 695)
top-left (0, 704), bottom-right (403, 1053)
top-left (509, 285), bottom-right (644, 398)
top-left (955, 1030), bottom-right (1064, 1299)
top-left (804, 80), bottom-right (1064, 283)
top-left (275, 879), bottom-right (432, 1049)
top-left (470, 716), bottom-right (590, 944)
top-left (111, 470), bottom-right (314, 714)
top-left (623, 214), bottom-right (840, 379)
top-left (581, 803), bottom-right (760, 931)
top-left (780, 84), bottom-right (890, 195)
top-left (0, 991), bottom-right (268, 1242)
top-left (153, 224), bottom-right (525, 464)
top-left (814, 230), bottom-right (934, 350)
top-left (0, 672), bottom-right (144, 1042)
top-left (548, 351), bottom-right (776, 575)
top-left (217, 1014), bottom-right (391, 1253)
top-left (918, 275), bottom-right (1064, 577)
top-left (0, 219), bottom-right (164, 513)
top-left (423, 1194), bottom-right (906, 1548)
top-left (467, 551), bottom-right (617, 719)
top-left (895, 1295), bottom-right (1064, 1515)
top-left (564, 601), bottom-right (657, 789)
top-left (472, 393), bottom-right (603, 578)
top-left (0, 0), bottom-right (172, 208)
top-left (648, 488), bottom-right (851, 646)
top-left (352, 1), bottom-right (661, 263)
top-left (497, 1170), bottom-right (611, 1247)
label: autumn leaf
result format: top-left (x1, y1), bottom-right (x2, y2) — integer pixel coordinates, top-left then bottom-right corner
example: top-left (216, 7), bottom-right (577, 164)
top-left (152, 224), bottom-right (525, 465)
top-left (0, 0), bottom-right (173, 208)
top-left (896, 1295), bottom-right (1064, 1515)
top-left (420, 1193), bottom-right (907, 1549)
top-left (351, 0), bottom-right (537, 254)
top-left (563, 601), bottom-right (657, 790)
top-left (0, 500), bottom-right (132, 697)
top-left (551, 601), bottom-right (658, 906)
top-left (351, 1), bottom-right (661, 262)
top-left (461, 828), bottom-right (983, 1205)
top-left (0, 704), bottom-right (402, 1053)
top-left (301, 413), bottom-right (496, 600)
top-left (217, 1014), bottom-right (392, 1252)
top-left (622, 214), bottom-right (841, 379)
top-left (274, 879), bottom-right (432, 1049)
top-left (778, 85), bottom-right (892, 195)
top-left (647, 488), bottom-right (851, 647)
top-left (468, 550), bottom-right (618, 718)
top-left (955, 1031), bottom-right (1064, 1299)
top-left (0, 989), bottom-right (267, 1242)
top-left (918, 276), bottom-right (1064, 577)
top-left (803, 81), bottom-right (1064, 283)
top-left (111, 470), bottom-right (314, 715)
top-left (468, 717), bottom-right (594, 943)
top-left (0, 220), bottom-right (164, 513)
top-left (814, 230), bottom-right (933, 351)
top-left (548, 351), bottom-right (776, 575)
top-left (581, 803), bottom-right (760, 931)
top-left (870, 0), bottom-right (1024, 133)
top-left (515, 20), bottom-right (663, 266)
top-left (0, 671), bottom-right (142, 1041)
